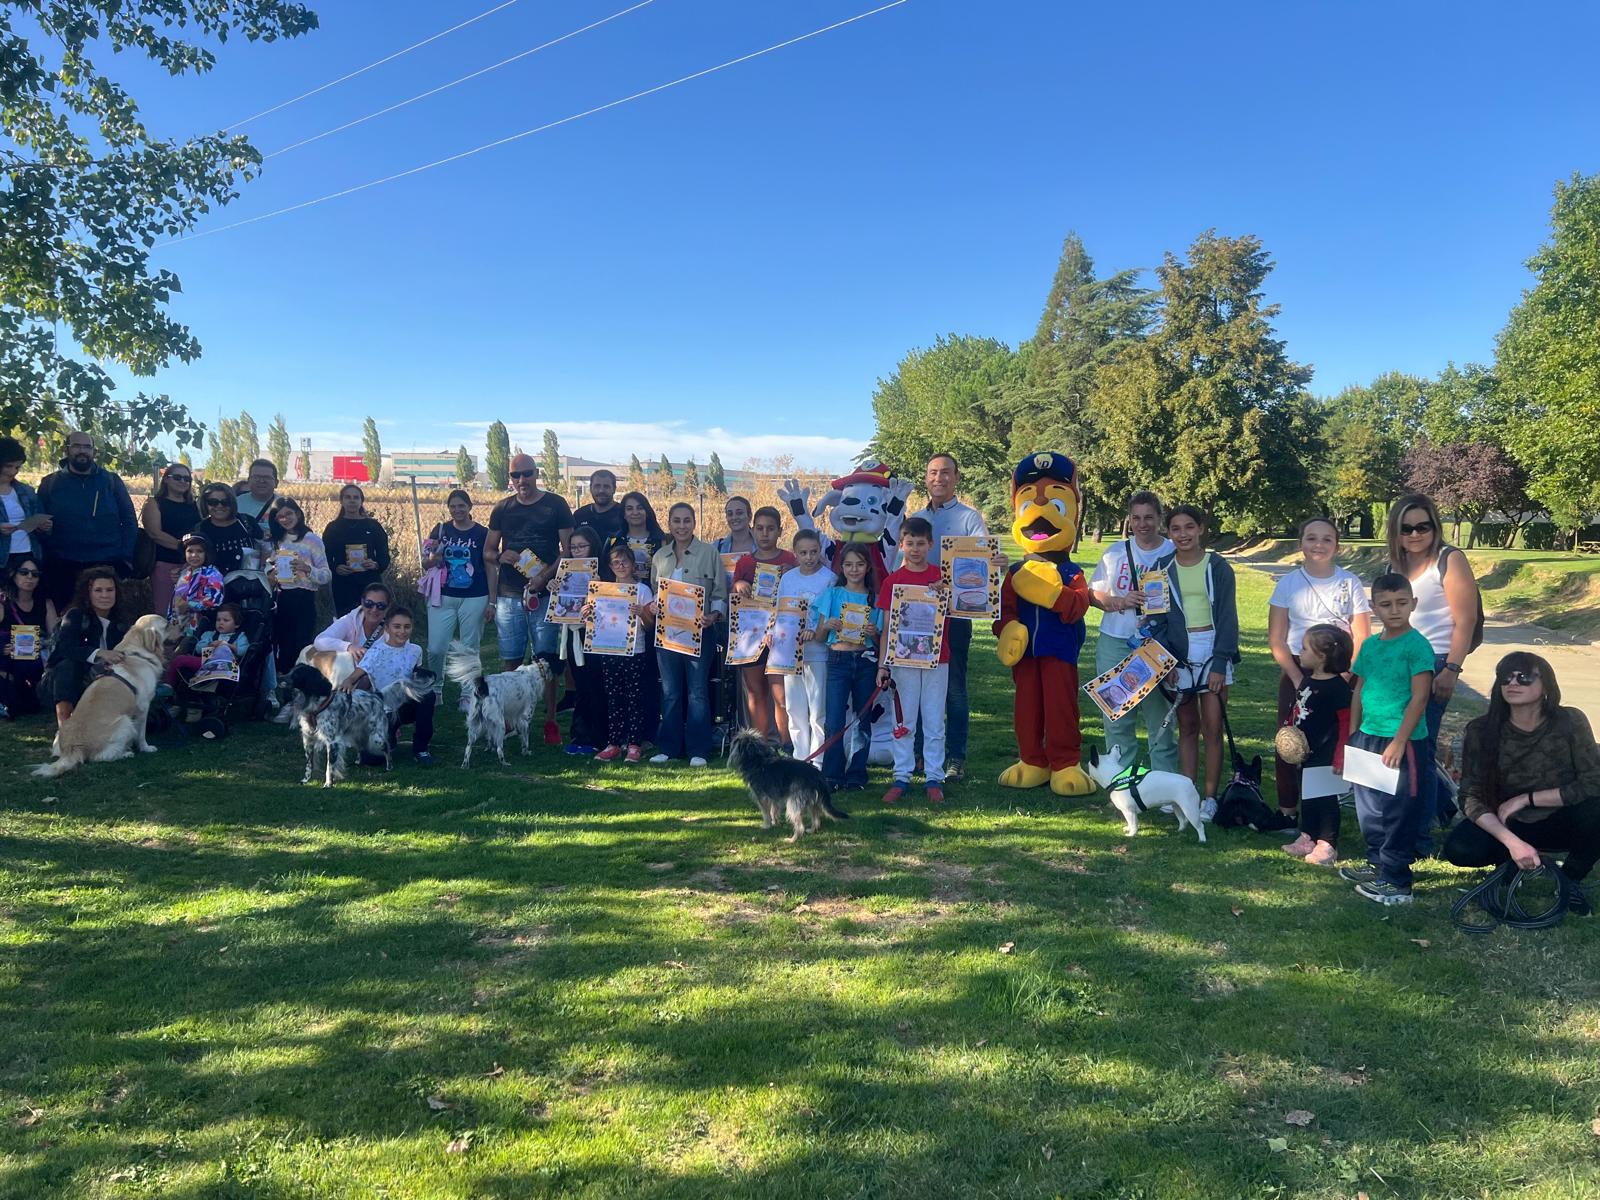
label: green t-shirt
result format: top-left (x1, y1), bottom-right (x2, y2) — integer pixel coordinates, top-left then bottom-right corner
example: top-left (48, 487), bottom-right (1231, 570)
top-left (1352, 627), bottom-right (1435, 740)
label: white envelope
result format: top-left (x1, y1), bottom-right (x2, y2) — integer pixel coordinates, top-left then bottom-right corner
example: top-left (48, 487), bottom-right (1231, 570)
top-left (1301, 765), bottom-right (1349, 799)
top-left (1341, 745), bottom-right (1400, 795)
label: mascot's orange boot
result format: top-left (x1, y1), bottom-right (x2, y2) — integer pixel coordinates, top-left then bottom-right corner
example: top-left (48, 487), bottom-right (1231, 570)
top-left (993, 452), bottom-right (1095, 796)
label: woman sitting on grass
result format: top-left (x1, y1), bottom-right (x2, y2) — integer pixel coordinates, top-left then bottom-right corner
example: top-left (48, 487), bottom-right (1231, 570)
top-left (1442, 652), bottom-right (1599, 912)
top-left (42, 567), bottom-right (129, 727)
top-left (1, 556), bottom-right (58, 720)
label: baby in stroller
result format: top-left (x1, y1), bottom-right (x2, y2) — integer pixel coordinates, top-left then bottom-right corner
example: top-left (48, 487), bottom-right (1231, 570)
top-left (153, 576), bottom-right (275, 739)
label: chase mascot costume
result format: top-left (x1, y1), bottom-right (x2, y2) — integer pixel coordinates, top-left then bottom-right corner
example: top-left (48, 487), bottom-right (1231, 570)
top-left (994, 452), bottom-right (1094, 796)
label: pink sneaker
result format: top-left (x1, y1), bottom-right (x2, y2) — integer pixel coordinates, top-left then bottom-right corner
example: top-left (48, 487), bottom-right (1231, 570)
top-left (1283, 833), bottom-right (1316, 857)
top-left (1305, 841), bottom-right (1338, 867)
top-left (543, 720), bottom-right (561, 746)
top-left (925, 785), bottom-right (945, 804)
top-left (624, 745), bottom-right (642, 764)
top-left (594, 745), bottom-right (621, 762)
top-left (881, 783), bottom-right (907, 805)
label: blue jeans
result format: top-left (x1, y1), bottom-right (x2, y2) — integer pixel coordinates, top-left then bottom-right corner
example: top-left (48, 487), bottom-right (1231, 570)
top-left (656, 646), bottom-right (712, 760)
top-left (944, 618), bottom-right (973, 762)
top-left (1413, 652), bottom-right (1456, 855)
top-left (1351, 731), bottom-right (1435, 890)
top-left (823, 649), bottom-right (877, 787)
top-left (494, 595), bottom-right (559, 664)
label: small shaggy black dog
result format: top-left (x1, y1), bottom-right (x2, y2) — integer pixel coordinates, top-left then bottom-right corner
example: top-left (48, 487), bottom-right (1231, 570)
top-left (726, 730), bottom-right (850, 842)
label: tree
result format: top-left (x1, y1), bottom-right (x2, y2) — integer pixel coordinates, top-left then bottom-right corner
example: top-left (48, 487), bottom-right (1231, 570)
top-left (205, 418), bottom-right (240, 482)
top-left (1403, 439), bottom-right (1537, 547)
top-left (237, 412), bottom-right (260, 471)
top-left (178, 449), bottom-right (192, 468)
top-left (656, 454), bottom-right (675, 494)
top-left (1092, 231), bottom-right (1318, 533)
top-left (992, 233), bottom-right (1155, 528)
top-left (1497, 172), bottom-right (1600, 543)
top-left (361, 417), bottom-right (382, 483)
top-left (266, 414), bottom-right (292, 478)
top-left (455, 444), bottom-right (475, 486)
top-left (1423, 362), bottom-right (1503, 446)
top-left (866, 333), bottom-right (1023, 525)
top-left (627, 454), bottom-right (647, 492)
top-left (485, 421), bottom-right (510, 490)
top-left (541, 429), bottom-right (562, 490)
top-left (707, 451), bottom-right (728, 494)
top-left (683, 457), bottom-right (700, 497)
top-left (0, 1), bottom-right (316, 470)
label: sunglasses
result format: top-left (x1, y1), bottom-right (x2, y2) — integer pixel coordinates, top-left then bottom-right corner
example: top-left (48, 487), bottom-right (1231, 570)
top-left (167, 473), bottom-right (192, 482)
top-left (361, 598), bottom-right (389, 610)
top-left (14, 567), bottom-right (40, 577)
top-left (509, 470), bottom-right (536, 480)
top-left (206, 498), bottom-right (232, 507)
top-left (1499, 670), bottom-right (1539, 687)
top-left (1400, 521), bottom-right (1434, 535)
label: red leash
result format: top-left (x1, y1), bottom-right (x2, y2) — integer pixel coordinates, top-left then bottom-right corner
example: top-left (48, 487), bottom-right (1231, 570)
top-left (801, 679), bottom-right (905, 763)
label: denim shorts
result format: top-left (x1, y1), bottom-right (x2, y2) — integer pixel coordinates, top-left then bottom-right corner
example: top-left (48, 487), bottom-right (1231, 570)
top-left (494, 594), bottom-right (560, 661)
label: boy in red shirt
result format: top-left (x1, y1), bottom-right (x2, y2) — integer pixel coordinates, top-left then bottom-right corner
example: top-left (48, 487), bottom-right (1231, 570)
top-left (876, 516), bottom-right (950, 804)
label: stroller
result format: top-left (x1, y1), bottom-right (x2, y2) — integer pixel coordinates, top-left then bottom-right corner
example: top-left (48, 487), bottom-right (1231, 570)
top-left (151, 572), bottom-right (275, 740)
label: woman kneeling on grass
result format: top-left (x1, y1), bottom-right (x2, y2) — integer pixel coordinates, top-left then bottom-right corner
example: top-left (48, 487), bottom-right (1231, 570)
top-left (1442, 653), bottom-right (1600, 913)
top-left (336, 606), bottom-right (437, 768)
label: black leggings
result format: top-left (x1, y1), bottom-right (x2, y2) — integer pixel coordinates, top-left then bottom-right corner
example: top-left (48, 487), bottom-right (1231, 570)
top-left (1299, 792), bottom-right (1341, 847)
top-left (1443, 805), bottom-right (1600, 882)
top-left (600, 653), bottom-right (650, 747)
top-left (389, 693), bottom-right (437, 755)
top-left (273, 588), bottom-right (318, 672)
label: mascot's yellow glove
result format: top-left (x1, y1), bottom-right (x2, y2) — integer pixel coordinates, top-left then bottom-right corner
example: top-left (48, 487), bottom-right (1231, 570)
top-left (996, 619), bottom-right (1028, 667)
top-left (1012, 560), bottom-right (1064, 609)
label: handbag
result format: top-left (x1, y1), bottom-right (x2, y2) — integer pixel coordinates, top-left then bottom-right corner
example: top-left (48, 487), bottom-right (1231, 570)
top-left (129, 529), bottom-right (158, 580)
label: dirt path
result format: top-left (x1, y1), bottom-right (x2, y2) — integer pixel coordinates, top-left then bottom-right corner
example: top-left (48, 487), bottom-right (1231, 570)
top-left (1240, 561), bottom-right (1600, 727)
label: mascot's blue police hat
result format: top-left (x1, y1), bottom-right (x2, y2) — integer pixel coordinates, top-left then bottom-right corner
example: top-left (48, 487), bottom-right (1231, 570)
top-left (1011, 451), bottom-right (1079, 496)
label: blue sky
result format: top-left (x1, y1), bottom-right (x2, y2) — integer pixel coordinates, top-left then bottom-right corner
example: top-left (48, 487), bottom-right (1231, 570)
top-left (112, 0), bottom-right (1600, 471)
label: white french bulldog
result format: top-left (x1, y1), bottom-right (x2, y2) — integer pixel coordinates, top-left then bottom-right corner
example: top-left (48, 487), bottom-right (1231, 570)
top-left (1086, 744), bottom-right (1207, 844)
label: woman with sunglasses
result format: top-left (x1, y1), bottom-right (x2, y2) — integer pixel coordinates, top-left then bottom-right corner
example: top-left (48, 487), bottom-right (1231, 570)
top-left (0, 435), bottom-right (50, 575)
top-left (0, 556), bottom-right (57, 719)
top-left (312, 582), bottom-right (395, 664)
top-left (1386, 493), bottom-right (1480, 839)
top-left (1443, 653), bottom-right (1599, 910)
top-left (197, 485), bottom-right (259, 575)
top-left (322, 484), bottom-right (392, 616)
top-left (141, 462), bottom-right (201, 618)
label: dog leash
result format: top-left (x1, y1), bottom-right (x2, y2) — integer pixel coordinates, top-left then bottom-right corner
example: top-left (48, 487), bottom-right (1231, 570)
top-left (1450, 858), bottom-right (1584, 933)
top-left (800, 679), bottom-right (902, 764)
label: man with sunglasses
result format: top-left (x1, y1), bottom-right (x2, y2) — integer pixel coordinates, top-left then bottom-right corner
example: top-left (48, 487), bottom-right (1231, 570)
top-left (36, 431), bottom-right (137, 611)
top-left (483, 455), bottom-right (573, 684)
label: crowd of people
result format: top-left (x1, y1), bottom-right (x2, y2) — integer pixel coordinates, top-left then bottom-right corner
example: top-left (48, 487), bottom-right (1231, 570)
top-left (2, 435), bottom-right (1595, 914)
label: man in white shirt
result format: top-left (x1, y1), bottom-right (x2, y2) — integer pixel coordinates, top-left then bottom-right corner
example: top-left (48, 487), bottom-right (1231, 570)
top-left (1088, 490), bottom-right (1178, 773)
top-left (909, 453), bottom-right (991, 779)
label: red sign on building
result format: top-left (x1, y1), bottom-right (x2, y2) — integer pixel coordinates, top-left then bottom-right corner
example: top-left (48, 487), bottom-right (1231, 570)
top-left (332, 455), bottom-right (370, 483)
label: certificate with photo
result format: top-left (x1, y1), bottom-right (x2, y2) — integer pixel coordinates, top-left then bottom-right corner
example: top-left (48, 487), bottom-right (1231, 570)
top-left (835, 601), bottom-right (872, 649)
top-left (9, 624), bottom-right (40, 661)
top-left (1082, 640), bottom-right (1177, 722)
top-left (1138, 567), bottom-right (1171, 615)
top-left (941, 535), bottom-right (1000, 619)
top-left (345, 543), bottom-right (370, 571)
top-left (546, 557), bottom-right (598, 624)
top-left (765, 596), bottom-right (808, 675)
top-left (751, 561), bottom-right (785, 601)
top-left (273, 547), bottom-right (299, 586)
top-left (720, 553), bottom-right (742, 595)
top-left (628, 537), bottom-right (653, 577)
top-left (885, 584), bottom-right (947, 670)
top-left (727, 593), bottom-right (773, 666)
top-left (655, 579), bottom-right (705, 656)
top-left (513, 548), bottom-right (545, 579)
top-left (584, 581), bottom-right (639, 656)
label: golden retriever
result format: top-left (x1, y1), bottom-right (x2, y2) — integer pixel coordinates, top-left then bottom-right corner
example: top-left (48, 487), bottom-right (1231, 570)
top-left (33, 614), bottom-right (169, 778)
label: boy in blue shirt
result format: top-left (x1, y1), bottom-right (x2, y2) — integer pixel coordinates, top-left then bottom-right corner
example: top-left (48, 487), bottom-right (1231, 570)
top-left (1340, 573), bottom-right (1437, 905)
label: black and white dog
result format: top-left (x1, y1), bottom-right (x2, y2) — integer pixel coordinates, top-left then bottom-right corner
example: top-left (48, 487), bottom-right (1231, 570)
top-left (445, 642), bottom-right (554, 768)
top-left (727, 730), bottom-right (850, 842)
top-left (281, 663), bottom-right (435, 787)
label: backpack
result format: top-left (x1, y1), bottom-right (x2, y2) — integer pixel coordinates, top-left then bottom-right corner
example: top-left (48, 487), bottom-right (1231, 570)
top-left (1438, 547), bottom-right (1486, 653)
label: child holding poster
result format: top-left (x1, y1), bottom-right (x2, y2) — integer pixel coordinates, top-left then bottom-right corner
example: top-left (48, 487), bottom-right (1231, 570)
top-left (775, 530), bottom-right (832, 758)
top-left (875, 517), bottom-right (951, 804)
top-left (591, 542), bottom-right (656, 763)
top-left (808, 544), bottom-right (882, 790)
top-left (732, 506), bottom-right (798, 746)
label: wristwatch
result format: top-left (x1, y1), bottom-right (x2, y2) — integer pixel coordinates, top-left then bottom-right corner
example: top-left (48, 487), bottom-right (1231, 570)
top-left (1443, 662), bottom-right (1463, 673)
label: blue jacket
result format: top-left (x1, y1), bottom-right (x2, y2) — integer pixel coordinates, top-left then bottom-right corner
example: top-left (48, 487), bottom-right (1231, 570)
top-left (3, 480), bottom-right (45, 562)
top-left (1145, 550), bottom-right (1240, 678)
top-left (37, 463), bottom-right (137, 565)
top-left (999, 560), bottom-right (1087, 664)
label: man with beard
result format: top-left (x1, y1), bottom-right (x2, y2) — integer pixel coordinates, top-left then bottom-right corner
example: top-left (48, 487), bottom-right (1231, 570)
top-left (37, 431), bottom-right (137, 611)
top-left (572, 468), bottom-right (626, 544)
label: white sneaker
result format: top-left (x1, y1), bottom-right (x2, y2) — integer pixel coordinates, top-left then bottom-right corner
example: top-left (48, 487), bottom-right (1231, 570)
top-left (648, 753), bottom-right (671, 765)
top-left (1200, 797), bottom-right (1218, 823)
top-left (689, 756), bottom-right (708, 768)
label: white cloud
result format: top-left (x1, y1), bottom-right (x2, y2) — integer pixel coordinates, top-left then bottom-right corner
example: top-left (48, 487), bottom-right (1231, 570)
top-left (447, 419), bottom-right (870, 474)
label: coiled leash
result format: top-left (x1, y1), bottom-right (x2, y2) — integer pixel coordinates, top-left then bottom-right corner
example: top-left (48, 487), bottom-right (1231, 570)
top-left (801, 679), bottom-right (903, 763)
top-left (1450, 857), bottom-right (1586, 934)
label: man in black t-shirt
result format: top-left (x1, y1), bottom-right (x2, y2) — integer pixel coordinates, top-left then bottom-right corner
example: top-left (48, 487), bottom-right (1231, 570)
top-left (484, 455), bottom-right (574, 674)
top-left (571, 468), bottom-right (626, 544)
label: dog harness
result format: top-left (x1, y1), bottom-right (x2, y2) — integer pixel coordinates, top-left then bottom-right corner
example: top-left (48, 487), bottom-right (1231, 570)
top-left (1111, 761), bottom-right (1153, 812)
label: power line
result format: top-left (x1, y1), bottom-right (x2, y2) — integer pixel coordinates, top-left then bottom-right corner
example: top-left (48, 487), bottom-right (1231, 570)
top-left (266, 0), bottom-right (657, 159)
top-left (165, 0), bottom-right (911, 248)
top-left (222, 0), bottom-right (520, 132)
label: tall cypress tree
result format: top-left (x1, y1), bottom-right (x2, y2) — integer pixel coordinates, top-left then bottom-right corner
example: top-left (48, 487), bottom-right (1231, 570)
top-left (541, 429), bottom-right (562, 491)
top-left (266, 414), bottom-right (292, 478)
top-left (486, 421), bottom-right (510, 490)
top-left (707, 451), bottom-right (727, 494)
top-left (361, 417), bottom-right (382, 484)
top-left (656, 454), bottom-right (675, 494)
top-left (455, 444), bottom-right (475, 486)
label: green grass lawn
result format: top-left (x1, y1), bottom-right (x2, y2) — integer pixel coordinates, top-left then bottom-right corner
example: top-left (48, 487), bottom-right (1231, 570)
top-left (2, 569), bottom-right (1597, 1199)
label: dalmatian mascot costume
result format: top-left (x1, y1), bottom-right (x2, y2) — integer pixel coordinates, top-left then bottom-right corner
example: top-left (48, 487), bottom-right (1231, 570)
top-left (778, 462), bottom-right (914, 579)
top-left (994, 451), bottom-right (1094, 796)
